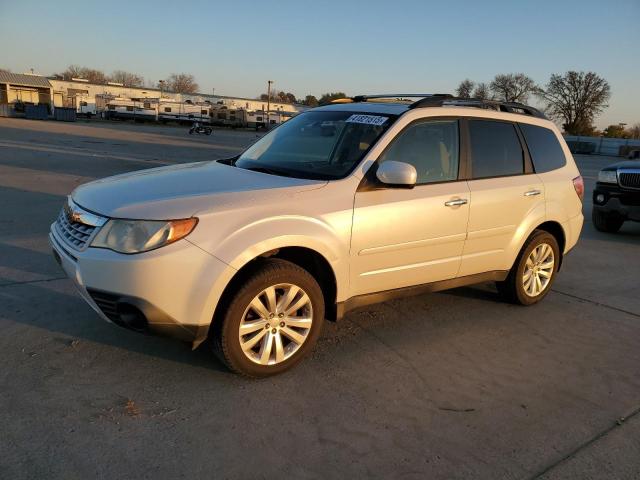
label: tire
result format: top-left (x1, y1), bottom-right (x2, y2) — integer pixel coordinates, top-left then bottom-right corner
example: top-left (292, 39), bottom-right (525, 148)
top-left (205, 128), bottom-right (212, 135)
top-left (188, 129), bottom-right (194, 135)
top-left (592, 208), bottom-right (623, 233)
top-left (496, 230), bottom-right (560, 306)
top-left (212, 258), bottom-right (324, 377)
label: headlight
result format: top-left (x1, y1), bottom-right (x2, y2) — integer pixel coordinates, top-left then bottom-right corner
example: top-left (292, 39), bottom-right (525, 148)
top-left (598, 170), bottom-right (617, 184)
top-left (91, 218), bottom-right (198, 254)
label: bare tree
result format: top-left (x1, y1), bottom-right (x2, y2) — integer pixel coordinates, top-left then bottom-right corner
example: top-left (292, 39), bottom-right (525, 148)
top-left (473, 82), bottom-right (491, 100)
top-left (628, 123), bottom-right (640, 139)
top-left (83, 69), bottom-right (107, 84)
top-left (163, 73), bottom-right (199, 94)
top-left (536, 71), bottom-right (611, 135)
top-left (455, 79), bottom-right (475, 98)
top-left (110, 70), bottom-right (144, 87)
top-left (55, 65), bottom-right (107, 83)
top-left (490, 73), bottom-right (538, 103)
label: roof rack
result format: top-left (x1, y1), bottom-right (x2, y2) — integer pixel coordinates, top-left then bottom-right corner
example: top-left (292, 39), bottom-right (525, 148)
top-left (340, 93), bottom-right (547, 119)
top-left (351, 93), bottom-right (453, 103)
top-left (409, 96), bottom-right (546, 119)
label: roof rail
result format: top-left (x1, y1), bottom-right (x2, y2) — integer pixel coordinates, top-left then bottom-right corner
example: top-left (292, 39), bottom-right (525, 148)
top-left (409, 96), bottom-right (547, 119)
top-left (351, 93), bottom-right (453, 103)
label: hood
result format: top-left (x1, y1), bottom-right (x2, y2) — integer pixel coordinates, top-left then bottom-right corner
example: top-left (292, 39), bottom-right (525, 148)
top-left (601, 160), bottom-right (640, 171)
top-left (72, 161), bottom-right (326, 219)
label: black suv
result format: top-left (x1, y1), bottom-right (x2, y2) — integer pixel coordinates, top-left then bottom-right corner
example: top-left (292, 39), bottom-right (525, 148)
top-left (592, 161), bottom-right (640, 232)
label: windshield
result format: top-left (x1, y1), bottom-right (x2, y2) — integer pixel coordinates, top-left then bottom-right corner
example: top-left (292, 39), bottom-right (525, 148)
top-left (235, 110), bottom-right (396, 180)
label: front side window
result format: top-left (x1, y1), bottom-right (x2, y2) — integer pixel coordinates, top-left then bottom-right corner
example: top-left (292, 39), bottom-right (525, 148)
top-left (378, 120), bottom-right (459, 184)
top-left (519, 123), bottom-right (566, 173)
top-left (236, 111), bottom-right (395, 180)
top-left (469, 120), bottom-right (524, 179)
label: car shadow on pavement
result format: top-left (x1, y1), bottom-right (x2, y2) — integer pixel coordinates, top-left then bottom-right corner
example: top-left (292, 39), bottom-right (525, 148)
top-left (440, 284), bottom-right (503, 303)
top-left (1, 279), bottom-right (229, 373)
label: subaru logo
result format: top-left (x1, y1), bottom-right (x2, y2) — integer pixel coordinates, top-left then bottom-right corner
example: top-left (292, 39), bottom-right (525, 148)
top-left (64, 201), bottom-right (82, 224)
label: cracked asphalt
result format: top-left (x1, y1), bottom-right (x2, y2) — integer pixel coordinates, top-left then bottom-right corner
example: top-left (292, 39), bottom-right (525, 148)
top-left (1, 118), bottom-right (639, 479)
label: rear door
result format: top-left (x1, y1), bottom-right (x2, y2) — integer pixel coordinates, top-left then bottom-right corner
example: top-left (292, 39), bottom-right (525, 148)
top-left (458, 119), bottom-right (545, 277)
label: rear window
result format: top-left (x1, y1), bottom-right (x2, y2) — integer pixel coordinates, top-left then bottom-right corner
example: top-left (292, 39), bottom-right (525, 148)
top-left (519, 124), bottom-right (567, 173)
top-left (469, 120), bottom-right (524, 179)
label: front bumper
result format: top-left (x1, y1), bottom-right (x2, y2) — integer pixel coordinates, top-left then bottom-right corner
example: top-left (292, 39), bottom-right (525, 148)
top-left (593, 183), bottom-right (640, 222)
top-left (49, 224), bottom-right (234, 346)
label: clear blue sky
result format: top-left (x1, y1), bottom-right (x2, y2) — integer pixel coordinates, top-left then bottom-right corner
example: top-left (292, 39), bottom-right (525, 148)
top-left (1, 0), bottom-right (638, 128)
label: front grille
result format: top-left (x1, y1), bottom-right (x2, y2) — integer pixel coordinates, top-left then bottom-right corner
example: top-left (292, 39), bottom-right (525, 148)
top-left (54, 199), bottom-right (106, 251)
top-left (619, 171), bottom-right (640, 190)
top-left (87, 289), bottom-right (120, 321)
top-left (55, 209), bottom-right (96, 250)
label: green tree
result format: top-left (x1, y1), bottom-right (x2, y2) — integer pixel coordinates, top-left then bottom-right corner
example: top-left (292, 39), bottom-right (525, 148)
top-left (603, 124), bottom-right (629, 138)
top-left (318, 92), bottom-right (347, 105)
top-left (304, 95), bottom-right (319, 107)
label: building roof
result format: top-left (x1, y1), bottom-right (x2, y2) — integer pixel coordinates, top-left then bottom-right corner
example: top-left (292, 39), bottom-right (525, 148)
top-left (0, 72), bottom-right (52, 88)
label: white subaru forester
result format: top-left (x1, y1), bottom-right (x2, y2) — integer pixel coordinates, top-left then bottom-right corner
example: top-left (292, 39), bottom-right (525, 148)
top-left (50, 94), bottom-right (584, 376)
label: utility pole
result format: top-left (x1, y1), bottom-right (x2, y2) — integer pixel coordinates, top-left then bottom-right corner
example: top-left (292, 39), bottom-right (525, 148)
top-left (267, 80), bottom-right (273, 129)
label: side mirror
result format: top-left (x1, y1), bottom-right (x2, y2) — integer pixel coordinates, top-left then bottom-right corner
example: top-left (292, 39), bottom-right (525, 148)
top-left (376, 161), bottom-right (417, 188)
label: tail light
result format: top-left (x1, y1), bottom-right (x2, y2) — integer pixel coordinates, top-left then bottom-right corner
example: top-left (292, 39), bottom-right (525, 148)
top-left (573, 176), bottom-right (584, 202)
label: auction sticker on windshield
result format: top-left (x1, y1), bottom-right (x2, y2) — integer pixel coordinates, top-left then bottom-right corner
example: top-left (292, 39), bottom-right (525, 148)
top-left (345, 114), bottom-right (388, 126)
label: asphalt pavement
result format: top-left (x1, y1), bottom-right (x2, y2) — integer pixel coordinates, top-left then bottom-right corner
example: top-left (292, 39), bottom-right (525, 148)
top-left (1, 117), bottom-right (638, 479)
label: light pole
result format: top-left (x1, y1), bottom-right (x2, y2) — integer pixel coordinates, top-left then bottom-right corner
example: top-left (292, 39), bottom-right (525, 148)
top-left (267, 80), bottom-right (273, 129)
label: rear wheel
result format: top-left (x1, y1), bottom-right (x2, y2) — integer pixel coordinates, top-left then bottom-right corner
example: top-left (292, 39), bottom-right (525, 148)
top-left (592, 208), bottom-right (624, 233)
top-left (212, 259), bottom-right (324, 377)
top-left (496, 230), bottom-right (559, 306)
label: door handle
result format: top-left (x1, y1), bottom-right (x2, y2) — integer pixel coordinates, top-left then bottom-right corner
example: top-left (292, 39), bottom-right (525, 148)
top-left (444, 198), bottom-right (468, 207)
top-left (524, 189), bottom-right (542, 196)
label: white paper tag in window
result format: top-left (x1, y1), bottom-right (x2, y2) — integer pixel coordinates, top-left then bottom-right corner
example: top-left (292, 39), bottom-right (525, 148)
top-left (345, 114), bottom-right (388, 126)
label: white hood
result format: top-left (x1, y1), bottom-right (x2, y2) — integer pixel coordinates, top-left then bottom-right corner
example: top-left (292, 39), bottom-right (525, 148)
top-left (72, 161), bottom-right (326, 219)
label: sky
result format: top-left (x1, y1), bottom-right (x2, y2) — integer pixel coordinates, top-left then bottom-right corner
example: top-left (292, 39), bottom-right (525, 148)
top-left (0, 0), bottom-right (638, 128)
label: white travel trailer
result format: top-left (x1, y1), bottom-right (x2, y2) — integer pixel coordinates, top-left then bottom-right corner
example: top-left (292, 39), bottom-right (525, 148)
top-left (158, 100), bottom-right (211, 124)
top-left (103, 97), bottom-right (158, 122)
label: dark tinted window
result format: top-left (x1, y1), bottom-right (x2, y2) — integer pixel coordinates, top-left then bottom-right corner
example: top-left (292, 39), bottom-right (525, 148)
top-left (379, 120), bottom-right (459, 184)
top-left (519, 124), bottom-right (566, 173)
top-left (469, 120), bottom-right (524, 178)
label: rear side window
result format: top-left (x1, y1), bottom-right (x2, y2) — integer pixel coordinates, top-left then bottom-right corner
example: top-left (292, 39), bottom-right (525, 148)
top-left (519, 124), bottom-right (567, 173)
top-left (469, 120), bottom-right (524, 179)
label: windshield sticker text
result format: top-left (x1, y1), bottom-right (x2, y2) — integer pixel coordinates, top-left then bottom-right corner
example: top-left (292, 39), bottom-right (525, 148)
top-left (345, 114), bottom-right (388, 126)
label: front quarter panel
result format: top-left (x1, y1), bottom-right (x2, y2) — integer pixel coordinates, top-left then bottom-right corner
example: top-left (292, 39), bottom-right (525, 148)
top-left (187, 178), bottom-right (358, 302)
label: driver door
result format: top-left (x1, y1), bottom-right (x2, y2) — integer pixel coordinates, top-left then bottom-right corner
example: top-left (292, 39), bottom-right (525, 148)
top-left (350, 119), bottom-right (470, 296)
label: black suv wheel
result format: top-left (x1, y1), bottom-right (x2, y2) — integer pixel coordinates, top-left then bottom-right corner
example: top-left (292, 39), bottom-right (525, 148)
top-left (592, 208), bottom-right (624, 233)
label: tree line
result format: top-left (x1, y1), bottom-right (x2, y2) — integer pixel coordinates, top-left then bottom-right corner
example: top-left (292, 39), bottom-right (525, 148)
top-left (5, 65), bottom-right (637, 137)
top-left (455, 71), bottom-right (639, 138)
top-left (53, 65), bottom-right (200, 94)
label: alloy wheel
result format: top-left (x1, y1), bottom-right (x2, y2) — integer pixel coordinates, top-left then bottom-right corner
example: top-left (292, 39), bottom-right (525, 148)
top-left (238, 283), bottom-right (313, 365)
top-left (522, 243), bottom-right (555, 297)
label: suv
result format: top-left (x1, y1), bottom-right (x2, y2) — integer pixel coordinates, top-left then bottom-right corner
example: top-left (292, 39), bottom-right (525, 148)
top-left (592, 160), bottom-right (640, 232)
top-left (50, 94), bottom-right (584, 377)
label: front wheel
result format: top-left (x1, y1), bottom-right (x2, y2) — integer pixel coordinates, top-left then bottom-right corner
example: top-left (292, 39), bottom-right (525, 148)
top-left (212, 259), bottom-right (324, 377)
top-left (496, 230), bottom-right (560, 306)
